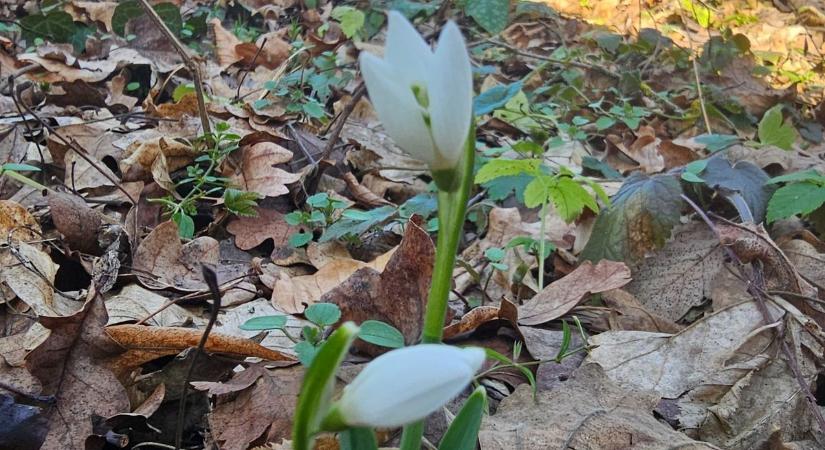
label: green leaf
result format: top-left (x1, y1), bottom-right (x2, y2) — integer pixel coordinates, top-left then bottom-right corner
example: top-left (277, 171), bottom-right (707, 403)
top-left (758, 105), bottom-right (796, 150)
top-left (694, 133), bottom-right (739, 152)
top-left (1, 163), bottom-right (40, 172)
top-left (699, 157), bottom-right (775, 222)
top-left (240, 315), bottom-right (288, 331)
top-left (474, 159), bottom-right (540, 184)
top-left (484, 247), bottom-right (506, 262)
top-left (306, 192), bottom-right (330, 208)
top-left (466, 0), bottom-right (511, 34)
top-left (594, 116), bottom-right (616, 131)
top-left (681, 171), bottom-right (704, 183)
top-left (437, 385), bottom-right (487, 450)
top-left (682, 0), bottom-right (712, 27)
top-left (173, 83), bottom-right (196, 102)
top-left (340, 428), bottom-right (378, 450)
top-left (580, 173), bottom-right (683, 265)
top-left (581, 156), bottom-right (621, 180)
top-left (112, 1), bottom-right (182, 36)
top-left (766, 182), bottom-right (825, 223)
top-left (767, 168), bottom-right (825, 185)
top-left (331, 6), bottom-right (365, 39)
top-left (173, 210), bottom-right (195, 238)
top-left (524, 175), bottom-right (598, 222)
top-left (399, 193), bottom-right (437, 219)
top-left (305, 303), bottom-right (341, 327)
top-left (289, 231), bottom-right (314, 248)
top-left (20, 11), bottom-right (76, 43)
top-left (473, 81), bottom-right (522, 115)
top-left (126, 82), bottom-right (140, 91)
top-left (302, 100), bottom-right (326, 119)
top-left (224, 188), bottom-right (261, 217)
top-left (357, 320), bottom-right (404, 348)
top-left (320, 205), bottom-right (396, 242)
top-left (293, 323), bottom-right (360, 450)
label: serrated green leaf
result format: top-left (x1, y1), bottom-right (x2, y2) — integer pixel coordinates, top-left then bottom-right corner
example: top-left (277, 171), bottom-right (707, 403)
top-left (112, 1), bottom-right (182, 36)
top-left (20, 11), bottom-right (76, 43)
top-left (357, 320), bottom-right (404, 348)
top-left (766, 182), bottom-right (825, 223)
top-left (524, 175), bottom-right (598, 222)
top-left (475, 159), bottom-right (541, 184)
top-left (240, 315), bottom-right (288, 331)
top-left (466, 0), bottom-right (511, 34)
top-left (758, 105), bottom-right (796, 150)
top-left (331, 6), bottom-right (365, 39)
top-left (580, 173), bottom-right (683, 265)
top-left (474, 81), bottom-right (522, 115)
top-left (224, 188), bottom-right (261, 217)
top-left (305, 303), bottom-right (341, 326)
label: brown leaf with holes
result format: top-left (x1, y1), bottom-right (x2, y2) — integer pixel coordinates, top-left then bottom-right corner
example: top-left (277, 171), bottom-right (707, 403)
top-left (132, 220), bottom-right (219, 291)
top-left (230, 142), bottom-right (301, 198)
top-left (207, 365), bottom-right (303, 450)
top-left (227, 207), bottom-right (299, 251)
top-left (103, 324), bottom-right (296, 378)
top-left (519, 260), bottom-right (631, 326)
top-left (24, 289), bottom-right (128, 450)
top-left (47, 192), bottom-right (105, 254)
top-left (322, 219), bottom-right (434, 355)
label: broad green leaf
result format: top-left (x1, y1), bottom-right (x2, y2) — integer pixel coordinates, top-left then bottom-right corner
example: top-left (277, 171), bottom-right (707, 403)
top-left (694, 133), bottom-right (739, 152)
top-left (173, 84), bottom-right (196, 102)
top-left (766, 182), bottom-right (825, 223)
top-left (758, 105), bottom-right (796, 150)
top-left (306, 192), bottom-right (330, 208)
top-left (331, 6), bottom-right (365, 39)
top-left (293, 323), bottom-right (359, 450)
top-left (357, 320), bottom-right (404, 348)
top-left (305, 303), bottom-right (341, 326)
top-left (699, 157), bottom-right (775, 222)
top-left (767, 169), bottom-right (825, 185)
top-left (580, 173), bottom-right (683, 265)
top-left (594, 116), bottom-right (616, 131)
top-left (437, 386), bottom-right (487, 450)
top-left (20, 11), bottom-right (76, 43)
top-left (289, 231), bottom-right (314, 248)
top-left (466, 0), bottom-right (511, 34)
top-left (240, 315), bottom-right (288, 331)
top-left (581, 156), bottom-right (622, 180)
top-left (173, 210), bottom-right (195, 238)
top-left (484, 247), bottom-right (506, 262)
top-left (524, 175), bottom-right (598, 222)
top-left (112, 1), bottom-right (182, 36)
top-left (399, 193), bottom-right (437, 219)
top-left (493, 91), bottom-right (540, 132)
top-left (340, 428), bottom-right (378, 450)
top-left (473, 81), bottom-right (522, 115)
top-left (682, 0), bottom-right (712, 27)
top-left (474, 159), bottom-right (540, 184)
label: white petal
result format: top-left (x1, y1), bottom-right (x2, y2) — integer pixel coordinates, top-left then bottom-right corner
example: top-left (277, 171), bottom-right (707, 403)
top-left (360, 52), bottom-right (435, 164)
top-left (427, 21), bottom-right (473, 169)
top-left (338, 345), bottom-right (485, 428)
top-left (385, 11), bottom-right (432, 88)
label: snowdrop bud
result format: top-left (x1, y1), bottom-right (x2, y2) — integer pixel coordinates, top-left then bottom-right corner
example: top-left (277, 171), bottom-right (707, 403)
top-left (359, 11), bottom-right (473, 174)
top-left (328, 344), bottom-right (486, 429)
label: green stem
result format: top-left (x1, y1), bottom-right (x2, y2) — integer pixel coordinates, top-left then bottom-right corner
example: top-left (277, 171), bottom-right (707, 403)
top-left (399, 421), bottom-right (425, 450)
top-left (538, 199), bottom-right (548, 291)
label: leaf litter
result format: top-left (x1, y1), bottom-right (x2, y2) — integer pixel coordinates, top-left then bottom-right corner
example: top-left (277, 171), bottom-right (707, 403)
top-left (2, 0), bottom-right (825, 449)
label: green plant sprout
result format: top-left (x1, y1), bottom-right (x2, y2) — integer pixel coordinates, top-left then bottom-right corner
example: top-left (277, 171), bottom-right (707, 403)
top-left (0, 163), bottom-right (48, 192)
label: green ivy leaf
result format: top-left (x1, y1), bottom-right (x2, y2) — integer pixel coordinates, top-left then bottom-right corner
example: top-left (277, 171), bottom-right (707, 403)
top-left (594, 116), bottom-right (616, 131)
top-left (694, 133), bottom-right (739, 152)
top-left (357, 320), bottom-right (404, 348)
top-left (766, 182), bottom-right (825, 223)
top-left (112, 1), bottom-right (182, 36)
top-left (240, 315), bottom-right (288, 331)
top-left (758, 105), bottom-right (796, 150)
top-left (304, 303), bottom-right (341, 327)
top-left (580, 173), bottom-right (683, 265)
top-left (20, 11), bottom-right (76, 43)
top-left (473, 81), bottom-right (522, 115)
top-left (331, 6), bottom-right (365, 39)
top-left (466, 0), bottom-right (511, 34)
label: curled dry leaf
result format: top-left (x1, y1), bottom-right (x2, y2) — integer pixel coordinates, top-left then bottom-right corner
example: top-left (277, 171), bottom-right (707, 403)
top-left (230, 142), bottom-right (301, 198)
top-left (24, 289), bottom-right (129, 450)
top-left (442, 298), bottom-right (518, 340)
top-left (518, 260), bottom-right (631, 326)
top-left (132, 220), bottom-right (219, 291)
top-left (105, 284), bottom-right (191, 327)
top-left (120, 136), bottom-right (196, 183)
top-left (47, 192), bottom-right (106, 255)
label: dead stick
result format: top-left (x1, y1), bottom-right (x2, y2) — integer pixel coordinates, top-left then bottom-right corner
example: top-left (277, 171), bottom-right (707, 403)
top-left (135, 0), bottom-right (211, 137)
top-left (320, 83), bottom-right (366, 162)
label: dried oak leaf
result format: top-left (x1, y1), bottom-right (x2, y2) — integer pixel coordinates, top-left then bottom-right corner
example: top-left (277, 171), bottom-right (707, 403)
top-left (103, 324), bottom-right (296, 378)
top-left (443, 298), bottom-right (518, 340)
top-left (47, 192), bottom-right (106, 255)
top-left (321, 219), bottom-right (434, 355)
top-left (518, 260), bottom-right (631, 326)
top-left (206, 365), bottom-right (303, 450)
top-left (132, 220), bottom-right (219, 291)
top-left (230, 142), bottom-right (300, 198)
top-left (24, 289), bottom-right (129, 450)
top-left (479, 364), bottom-right (717, 450)
top-left (226, 207), bottom-right (299, 252)
top-left (0, 200), bottom-right (40, 244)
top-left (120, 137), bottom-right (196, 183)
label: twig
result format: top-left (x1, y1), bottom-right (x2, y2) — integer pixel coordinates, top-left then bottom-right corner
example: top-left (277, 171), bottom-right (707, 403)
top-left (320, 83), bottom-right (366, 162)
top-left (480, 39), bottom-right (620, 80)
top-left (135, 0), bottom-right (211, 137)
top-left (174, 265), bottom-right (222, 450)
top-left (681, 194), bottom-right (825, 434)
top-left (234, 37), bottom-right (268, 102)
top-left (0, 64), bottom-right (39, 95)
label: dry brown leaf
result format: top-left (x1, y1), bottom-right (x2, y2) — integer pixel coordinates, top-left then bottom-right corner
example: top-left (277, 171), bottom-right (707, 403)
top-left (599, 288), bottom-right (683, 333)
top-left (237, 31), bottom-right (292, 70)
top-left (106, 284), bottom-right (191, 327)
top-left (226, 207), bottom-right (299, 252)
top-left (479, 363), bottom-right (716, 450)
top-left (442, 298), bottom-right (518, 340)
top-left (104, 324), bottom-right (296, 378)
top-left (120, 136), bottom-right (196, 183)
top-left (230, 142), bottom-right (301, 198)
top-left (518, 326), bottom-right (585, 391)
top-left (273, 257), bottom-right (383, 314)
top-left (215, 298), bottom-right (311, 357)
top-left (25, 289), bottom-right (129, 450)
top-left (47, 192), bottom-right (105, 254)
top-left (322, 219), bottom-right (434, 355)
top-left (211, 18), bottom-right (243, 68)
top-left (0, 242), bottom-right (79, 316)
top-left (66, 1), bottom-right (118, 31)
top-left (0, 200), bottom-right (40, 244)
top-left (132, 220), bottom-right (219, 291)
top-left (518, 260), bottom-right (631, 326)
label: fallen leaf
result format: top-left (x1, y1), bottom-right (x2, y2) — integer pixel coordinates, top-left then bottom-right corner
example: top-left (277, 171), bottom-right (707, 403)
top-left (47, 192), bottom-right (106, 255)
top-left (132, 220), bottom-right (219, 291)
top-left (0, 200), bottom-right (40, 244)
top-left (106, 284), bottom-right (191, 327)
top-left (230, 142), bottom-right (301, 198)
top-left (519, 326), bottom-right (585, 391)
top-left (120, 136), bottom-right (196, 183)
top-left (227, 206), bottom-right (299, 252)
top-left (518, 260), bottom-right (631, 326)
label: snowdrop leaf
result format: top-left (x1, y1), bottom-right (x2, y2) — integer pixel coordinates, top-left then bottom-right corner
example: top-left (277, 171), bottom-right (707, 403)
top-left (438, 386), bottom-right (487, 450)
